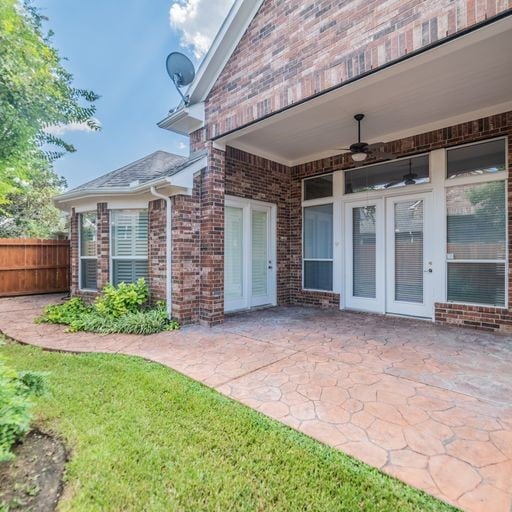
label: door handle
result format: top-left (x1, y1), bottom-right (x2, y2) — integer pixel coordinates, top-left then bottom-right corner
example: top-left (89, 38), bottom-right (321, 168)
top-left (424, 268), bottom-right (433, 273)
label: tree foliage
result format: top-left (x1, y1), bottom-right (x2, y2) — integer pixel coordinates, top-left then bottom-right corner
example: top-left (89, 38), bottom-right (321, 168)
top-left (0, 0), bottom-right (100, 235)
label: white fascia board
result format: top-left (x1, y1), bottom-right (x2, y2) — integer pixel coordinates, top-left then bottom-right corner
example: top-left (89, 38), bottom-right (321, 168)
top-left (157, 102), bottom-right (205, 135)
top-left (166, 155), bottom-right (207, 189)
top-left (187, 0), bottom-right (265, 104)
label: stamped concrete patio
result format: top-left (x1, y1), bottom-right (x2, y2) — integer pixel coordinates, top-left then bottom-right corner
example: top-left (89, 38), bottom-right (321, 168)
top-left (0, 295), bottom-right (511, 512)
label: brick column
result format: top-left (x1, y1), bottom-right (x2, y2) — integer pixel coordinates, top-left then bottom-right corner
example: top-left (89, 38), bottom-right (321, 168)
top-left (171, 173), bottom-right (201, 324)
top-left (148, 199), bottom-right (167, 302)
top-left (97, 202), bottom-right (110, 290)
top-left (199, 144), bottom-right (225, 325)
top-left (70, 208), bottom-right (79, 295)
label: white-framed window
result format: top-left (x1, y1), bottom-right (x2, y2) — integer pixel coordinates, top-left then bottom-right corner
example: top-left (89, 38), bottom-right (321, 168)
top-left (303, 203), bottom-right (333, 291)
top-left (110, 209), bottom-right (149, 286)
top-left (303, 173), bottom-right (333, 201)
top-left (79, 212), bottom-right (98, 291)
top-left (445, 138), bottom-right (507, 307)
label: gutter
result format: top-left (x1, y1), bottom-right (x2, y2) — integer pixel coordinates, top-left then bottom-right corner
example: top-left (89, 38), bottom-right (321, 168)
top-left (149, 187), bottom-right (173, 319)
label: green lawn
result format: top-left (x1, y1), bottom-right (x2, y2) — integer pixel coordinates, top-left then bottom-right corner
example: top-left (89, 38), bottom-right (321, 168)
top-left (2, 341), bottom-right (457, 512)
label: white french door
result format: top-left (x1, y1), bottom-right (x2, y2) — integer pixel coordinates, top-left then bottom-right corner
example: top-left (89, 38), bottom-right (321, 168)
top-left (344, 199), bottom-right (385, 313)
top-left (224, 198), bottom-right (276, 312)
top-left (344, 192), bottom-right (433, 318)
top-left (386, 193), bottom-right (433, 318)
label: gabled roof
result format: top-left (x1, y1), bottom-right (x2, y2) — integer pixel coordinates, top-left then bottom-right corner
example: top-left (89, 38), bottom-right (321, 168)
top-left (70, 150), bottom-right (187, 192)
top-left (54, 150), bottom-right (207, 207)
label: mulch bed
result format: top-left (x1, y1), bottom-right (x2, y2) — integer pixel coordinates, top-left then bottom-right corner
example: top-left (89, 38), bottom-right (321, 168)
top-left (0, 429), bottom-right (66, 511)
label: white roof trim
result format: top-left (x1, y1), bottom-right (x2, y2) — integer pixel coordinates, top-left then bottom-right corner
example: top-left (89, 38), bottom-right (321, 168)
top-left (158, 102), bottom-right (205, 135)
top-left (54, 156), bottom-right (207, 207)
top-left (187, 0), bottom-right (265, 104)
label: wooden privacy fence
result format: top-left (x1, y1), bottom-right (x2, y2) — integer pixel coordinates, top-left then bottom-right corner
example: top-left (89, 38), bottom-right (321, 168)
top-left (0, 239), bottom-right (70, 297)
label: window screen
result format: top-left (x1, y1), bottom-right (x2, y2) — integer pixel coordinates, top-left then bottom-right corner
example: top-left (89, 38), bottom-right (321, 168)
top-left (447, 139), bottom-right (506, 179)
top-left (303, 204), bottom-right (333, 290)
top-left (446, 181), bottom-right (506, 307)
top-left (304, 174), bottom-right (333, 200)
top-left (111, 210), bottom-right (149, 286)
top-left (79, 212), bottom-right (97, 290)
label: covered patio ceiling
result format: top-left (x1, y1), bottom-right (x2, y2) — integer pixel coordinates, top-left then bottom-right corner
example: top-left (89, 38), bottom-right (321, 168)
top-left (213, 15), bottom-right (512, 167)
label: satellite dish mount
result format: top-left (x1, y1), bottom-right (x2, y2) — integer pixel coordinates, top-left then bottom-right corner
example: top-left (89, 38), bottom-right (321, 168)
top-left (166, 52), bottom-right (195, 106)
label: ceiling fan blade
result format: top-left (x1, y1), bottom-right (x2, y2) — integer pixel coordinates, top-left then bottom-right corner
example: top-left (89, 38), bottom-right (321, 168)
top-left (384, 180), bottom-right (402, 189)
top-left (333, 148), bottom-right (352, 151)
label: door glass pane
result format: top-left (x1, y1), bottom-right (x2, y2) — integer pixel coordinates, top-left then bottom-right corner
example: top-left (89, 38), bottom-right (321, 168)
top-left (224, 207), bottom-right (244, 301)
top-left (252, 210), bottom-right (268, 297)
top-left (394, 200), bottom-right (424, 303)
top-left (353, 206), bottom-right (376, 298)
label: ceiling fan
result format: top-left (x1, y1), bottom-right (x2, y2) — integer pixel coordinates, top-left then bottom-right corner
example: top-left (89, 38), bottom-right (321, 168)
top-left (384, 159), bottom-right (417, 188)
top-left (336, 114), bottom-right (394, 164)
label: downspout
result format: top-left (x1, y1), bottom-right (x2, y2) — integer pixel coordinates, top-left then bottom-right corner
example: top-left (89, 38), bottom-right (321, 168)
top-left (150, 187), bottom-right (172, 318)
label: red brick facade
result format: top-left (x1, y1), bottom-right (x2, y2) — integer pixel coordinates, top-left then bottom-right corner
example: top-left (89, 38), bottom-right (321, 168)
top-left (206, 0), bottom-right (510, 139)
top-left (148, 199), bottom-right (167, 301)
top-left (171, 174), bottom-right (201, 324)
top-left (67, 2), bottom-right (511, 331)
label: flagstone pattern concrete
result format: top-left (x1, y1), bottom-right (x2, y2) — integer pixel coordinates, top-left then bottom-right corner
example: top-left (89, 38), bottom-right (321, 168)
top-left (1, 295), bottom-right (511, 512)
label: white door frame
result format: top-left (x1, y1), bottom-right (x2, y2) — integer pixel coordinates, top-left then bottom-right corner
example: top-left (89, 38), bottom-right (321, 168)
top-left (385, 192), bottom-right (434, 318)
top-left (224, 196), bottom-right (277, 312)
top-left (344, 198), bottom-right (386, 314)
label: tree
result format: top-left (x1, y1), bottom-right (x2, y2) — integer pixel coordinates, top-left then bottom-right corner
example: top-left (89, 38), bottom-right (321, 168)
top-left (0, 0), bottom-right (99, 211)
top-left (0, 151), bottom-right (66, 238)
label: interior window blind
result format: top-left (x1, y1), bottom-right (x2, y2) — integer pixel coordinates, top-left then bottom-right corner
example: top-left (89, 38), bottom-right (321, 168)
top-left (352, 206), bottom-right (376, 298)
top-left (446, 181), bottom-right (506, 306)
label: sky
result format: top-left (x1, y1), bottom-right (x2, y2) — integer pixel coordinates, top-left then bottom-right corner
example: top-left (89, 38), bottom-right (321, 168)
top-left (36, 0), bottom-right (234, 189)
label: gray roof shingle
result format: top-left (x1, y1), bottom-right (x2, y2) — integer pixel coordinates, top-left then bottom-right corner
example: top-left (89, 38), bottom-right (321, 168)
top-left (69, 151), bottom-right (189, 192)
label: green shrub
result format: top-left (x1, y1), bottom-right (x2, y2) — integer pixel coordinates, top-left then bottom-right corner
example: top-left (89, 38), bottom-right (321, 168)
top-left (0, 345), bottom-right (46, 462)
top-left (37, 279), bottom-right (179, 335)
top-left (95, 279), bottom-right (148, 317)
top-left (39, 297), bottom-right (91, 325)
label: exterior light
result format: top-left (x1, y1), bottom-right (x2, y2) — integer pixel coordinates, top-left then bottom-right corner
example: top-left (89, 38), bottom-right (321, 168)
top-left (351, 152), bottom-right (367, 162)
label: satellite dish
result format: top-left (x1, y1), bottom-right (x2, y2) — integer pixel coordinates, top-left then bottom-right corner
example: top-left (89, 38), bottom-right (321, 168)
top-left (166, 52), bottom-right (195, 105)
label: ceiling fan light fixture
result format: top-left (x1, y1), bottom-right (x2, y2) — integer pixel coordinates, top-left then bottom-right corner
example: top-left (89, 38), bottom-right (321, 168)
top-left (351, 152), bottom-right (367, 162)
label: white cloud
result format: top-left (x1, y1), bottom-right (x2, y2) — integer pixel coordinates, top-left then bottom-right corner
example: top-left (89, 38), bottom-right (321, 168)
top-left (169, 0), bottom-right (235, 59)
top-left (177, 141), bottom-right (187, 149)
top-left (45, 120), bottom-right (101, 136)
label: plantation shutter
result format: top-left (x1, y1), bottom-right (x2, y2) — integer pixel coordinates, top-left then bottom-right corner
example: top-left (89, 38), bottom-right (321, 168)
top-left (111, 210), bottom-right (149, 285)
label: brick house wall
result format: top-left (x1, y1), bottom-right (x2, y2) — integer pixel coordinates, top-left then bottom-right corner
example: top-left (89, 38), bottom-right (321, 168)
top-left (171, 174), bottom-right (201, 324)
top-left (225, 147), bottom-right (291, 305)
top-left (205, 0), bottom-right (510, 139)
top-left (216, 112), bottom-right (512, 331)
top-left (148, 199), bottom-right (167, 301)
